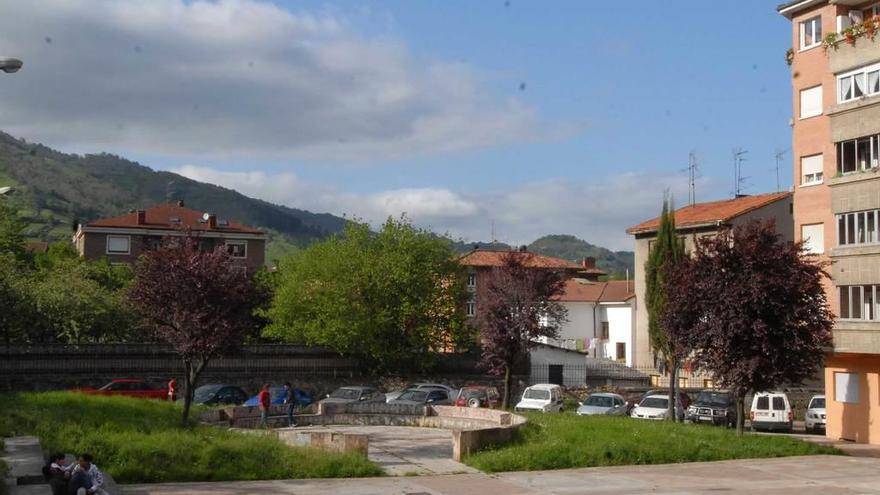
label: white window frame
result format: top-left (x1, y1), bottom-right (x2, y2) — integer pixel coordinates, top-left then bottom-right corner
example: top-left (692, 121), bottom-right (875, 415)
top-left (801, 223), bottom-right (825, 254)
top-left (799, 85), bottom-right (823, 119)
top-left (225, 240), bottom-right (247, 259)
top-left (106, 235), bottom-right (131, 255)
top-left (837, 209), bottom-right (880, 246)
top-left (466, 301), bottom-right (476, 317)
top-left (800, 154), bottom-right (824, 186)
top-left (467, 272), bottom-right (476, 289)
top-left (834, 372), bottom-right (860, 403)
top-left (838, 284), bottom-right (880, 321)
top-left (837, 62), bottom-right (880, 104)
top-left (800, 15), bottom-right (822, 50)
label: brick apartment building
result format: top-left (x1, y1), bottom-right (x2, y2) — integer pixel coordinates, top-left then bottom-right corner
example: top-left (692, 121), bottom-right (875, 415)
top-left (778, 0), bottom-right (880, 444)
top-left (73, 201), bottom-right (267, 272)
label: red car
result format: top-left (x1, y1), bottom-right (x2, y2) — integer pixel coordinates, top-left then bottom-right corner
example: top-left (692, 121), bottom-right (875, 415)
top-left (454, 386), bottom-right (501, 408)
top-left (74, 379), bottom-right (168, 400)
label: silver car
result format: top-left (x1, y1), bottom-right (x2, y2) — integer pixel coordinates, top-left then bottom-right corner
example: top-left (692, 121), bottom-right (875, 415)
top-left (387, 387), bottom-right (453, 406)
top-left (805, 394), bottom-right (826, 433)
top-left (576, 392), bottom-right (627, 416)
top-left (385, 383), bottom-right (457, 402)
top-left (320, 386), bottom-right (385, 405)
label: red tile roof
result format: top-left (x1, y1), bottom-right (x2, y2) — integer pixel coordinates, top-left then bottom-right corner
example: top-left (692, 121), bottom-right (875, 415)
top-left (557, 279), bottom-right (635, 303)
top-left (86, 203), bottom-right (264, 234)
top-left (626, 192), bottom-right (791, 234)
top-left (457, 250), bottom-right (580, 270)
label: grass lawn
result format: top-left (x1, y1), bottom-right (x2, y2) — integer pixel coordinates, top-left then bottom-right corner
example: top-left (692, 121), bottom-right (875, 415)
top-left (0, 392), bottom-right (382, 483)
top-left (464, 413), bottom-right (842, 472)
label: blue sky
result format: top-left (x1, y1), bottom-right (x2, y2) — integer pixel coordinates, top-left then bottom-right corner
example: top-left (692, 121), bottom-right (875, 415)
top-left (0, 0), bottom-right (794, 250)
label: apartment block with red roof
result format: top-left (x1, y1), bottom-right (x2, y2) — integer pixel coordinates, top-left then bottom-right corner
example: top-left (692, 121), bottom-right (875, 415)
top-left (73, 200), bottom-right (267, 272)
top-left (626, 192), bottom-right (794, 369)
top-left (779, 0), bottom-right (880, 444)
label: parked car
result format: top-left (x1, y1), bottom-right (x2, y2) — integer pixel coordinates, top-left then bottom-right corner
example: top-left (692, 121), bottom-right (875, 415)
top-left (387, 387), bottom-right (453, 406)
top-left (385, 383), bottom-right (458, 402)
top-left (630, 394), bottom-right (683, 420)
top-left (686, 389), bottom-right (735, 427)
top-left (514, 384), bottom-right (565, 413)
top-left (320, 386), bottom-right (385, 405)
top-left (192, 384), bottom-right (248, 406)
top-left (805, 394), bottom-right (826, 433)
top-left (750, 391), bottom-right (793, 432)
top-left (454, 385), bottom-right (501, 408)
top-left (625, 389), bottom-right (691, 416)
top-left (74, 379), bottom-right (167, 400)
top-left (243, 386), bottom-right (313, 407)
top-left (576, 392), bottom-right (627, 416)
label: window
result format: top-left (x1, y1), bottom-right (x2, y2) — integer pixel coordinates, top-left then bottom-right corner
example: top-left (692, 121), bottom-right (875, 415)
top-left (616, 342), bottom-right (626, 363)
top-left (837, 210), bottom-right (880, 246)
top-left (756, 396), bottom-right (769, 410)
top-left (466, 301), bottom-right (476, 317)
top-left (467, 273), bottom-right (476, 288)
top-left (838, 63), bottom-right (880, 104)
top-left (834, 372), bottom-right (860, 403)
top-left (772, 397), bottom-right (786, 411)
top-left (800, 15), bottom-right (822, 50)
top-left (800, 154), bottom-right (823, 185)
top-left (106, 235), bottom-right (130, 254)
top-left (225, 240), bottom-right (247, 258)
top-left (837, 134), bottom-right (880, 174)
top-left (838, 285), bottom-right (880, 320)
top-left (800, 85), bottom-right (823, 119)
top-left (600, 321), bottom-right (609, 340)
top-left (801, 224), bottom-right (824, 254)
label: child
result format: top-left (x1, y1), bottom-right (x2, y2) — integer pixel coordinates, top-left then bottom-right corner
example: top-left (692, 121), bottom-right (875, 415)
top-left (69, 453), bottom-right (109, 495)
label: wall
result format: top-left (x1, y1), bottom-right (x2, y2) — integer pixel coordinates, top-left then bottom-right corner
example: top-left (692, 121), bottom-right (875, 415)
top-left (556, 301), bottom-right (597, 351)
top-left (824, 353), bottom-right (880, 444)
top-left (604, 303), bottom-right (633, 366)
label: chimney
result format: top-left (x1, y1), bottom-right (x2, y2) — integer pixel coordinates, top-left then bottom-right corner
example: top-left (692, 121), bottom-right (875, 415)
top-left (176, 199), bottom-right (185, 207)
top-left (518, 245), bottom-right (528, 252)
top-left (581, 257), bottom-right (596, 269)
top-left (135, 209), bottom-right (146, 225)
top-left (207, 213), bottom-right (216, 228)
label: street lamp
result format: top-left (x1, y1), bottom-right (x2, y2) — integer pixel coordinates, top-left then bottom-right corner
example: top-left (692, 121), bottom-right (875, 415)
top-left (0, 57), bottom-right (23, 74)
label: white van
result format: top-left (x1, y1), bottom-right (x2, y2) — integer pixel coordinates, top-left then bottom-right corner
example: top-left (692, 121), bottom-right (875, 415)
top-left (750, 392), bottom-right (793, 432)
top-left (514, 384), bottom-right (565, 413)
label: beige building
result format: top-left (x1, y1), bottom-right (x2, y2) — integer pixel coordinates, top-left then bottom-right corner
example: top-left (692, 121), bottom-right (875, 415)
top-left (779, 0), bottom-right (880, 444)
top-left (626, 193), bottom-right (794, 369)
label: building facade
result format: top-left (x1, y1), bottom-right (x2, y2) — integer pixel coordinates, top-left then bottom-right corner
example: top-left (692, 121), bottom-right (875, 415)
top-left (73, 201), bottom-right (267, 272)
top-left (779, 0), bottom-right (880, 444)
top-left (627, 192), bottom-right (794, 369)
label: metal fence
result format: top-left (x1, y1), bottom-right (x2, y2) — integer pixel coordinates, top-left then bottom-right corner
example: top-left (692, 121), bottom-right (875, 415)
top-left (529, 362), bottom-right (720, 389)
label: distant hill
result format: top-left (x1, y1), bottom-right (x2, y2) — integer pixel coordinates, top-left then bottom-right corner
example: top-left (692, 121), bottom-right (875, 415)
top-left (448, 235), bottom-right (634, 278)
top-left (0, 131), bottom-right (347, 263)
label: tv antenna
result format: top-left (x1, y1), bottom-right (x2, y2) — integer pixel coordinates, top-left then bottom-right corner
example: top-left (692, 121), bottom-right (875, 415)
top-left (774, 148), bottom-right (788, 192)
top-left (683, 151), bottom-right (700, 206)
top-left (733, 148), bottom-right (749, 197)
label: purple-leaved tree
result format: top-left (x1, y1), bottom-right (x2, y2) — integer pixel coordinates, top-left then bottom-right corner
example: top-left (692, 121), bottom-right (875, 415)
top-left (478, 252), bottom-right (568, 408)
top-left (662, 220), bottom-right (834, 435)
top-left (129, 232), bottom-right (268, 423)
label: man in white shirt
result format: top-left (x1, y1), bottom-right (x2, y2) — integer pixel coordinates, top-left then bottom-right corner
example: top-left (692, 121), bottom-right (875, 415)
top-left (68, 453), bottom-right (110, 495)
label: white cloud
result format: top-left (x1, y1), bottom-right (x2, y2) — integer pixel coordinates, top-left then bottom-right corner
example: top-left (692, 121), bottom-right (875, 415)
top-left (174, 164), bottom-right (704, 251)
top-left (0, 0), bottom-right (558, 161)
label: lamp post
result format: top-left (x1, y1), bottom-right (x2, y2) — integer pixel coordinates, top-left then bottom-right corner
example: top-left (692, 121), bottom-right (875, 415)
top-left (0, 57), bottom-right (23, 74)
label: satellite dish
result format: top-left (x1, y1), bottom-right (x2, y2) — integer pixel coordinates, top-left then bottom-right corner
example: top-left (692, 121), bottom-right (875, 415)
top-left (202, 212), bottom-right (211, 221)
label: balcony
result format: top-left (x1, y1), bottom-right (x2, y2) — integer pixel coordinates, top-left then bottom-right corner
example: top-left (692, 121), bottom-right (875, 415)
top-left (829, 38), bottom-right (880, 74)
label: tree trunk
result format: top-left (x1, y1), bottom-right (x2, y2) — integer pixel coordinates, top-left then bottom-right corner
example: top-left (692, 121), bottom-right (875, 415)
top-left (181, 358), bottom-right (208, 425)
top-left (502, 364), bottom-right (511, 410)
top-left (667, 358), bottom-right (677, 421)
top-left (735, 390), bottom-right (746, 437)
top-left (672, 359), bottom-right (680, 423)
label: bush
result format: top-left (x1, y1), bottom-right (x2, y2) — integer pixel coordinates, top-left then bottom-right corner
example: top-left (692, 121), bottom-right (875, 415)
top-left (0, 392), bottom-right (382, 483)
top-left (464, 413), bottom-right (841, 472)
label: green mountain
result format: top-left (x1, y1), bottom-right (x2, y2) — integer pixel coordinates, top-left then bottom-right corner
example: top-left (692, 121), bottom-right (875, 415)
top-left (0, 131), bottom-right (347, 263)
top-left (449, 235), bottom-right (634, 278)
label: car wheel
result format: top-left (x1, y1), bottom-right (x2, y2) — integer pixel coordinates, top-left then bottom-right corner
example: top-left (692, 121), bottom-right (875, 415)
top-left (467, 398), bottom-right (480, 408)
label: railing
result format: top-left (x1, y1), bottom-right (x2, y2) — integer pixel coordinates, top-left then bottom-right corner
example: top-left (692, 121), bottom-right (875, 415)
top-left (529, 362), bottom-right (718, 389)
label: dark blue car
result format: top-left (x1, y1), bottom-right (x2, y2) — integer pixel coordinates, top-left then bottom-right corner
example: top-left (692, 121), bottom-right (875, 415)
top-left (244, 386), bottom-right (312, 407)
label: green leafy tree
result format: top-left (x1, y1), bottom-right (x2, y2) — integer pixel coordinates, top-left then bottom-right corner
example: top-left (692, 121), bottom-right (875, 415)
top-left (0, 253), bottom-right (39, 346)
top-left (0, 200), bottom-right (27, 262)
top-left (644, 196), bottom-right (686, 421)
top-left (265, 217), bottom-right (470, 372)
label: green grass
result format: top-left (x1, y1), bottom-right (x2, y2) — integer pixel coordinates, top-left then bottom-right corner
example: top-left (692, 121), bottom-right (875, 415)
top-left (464, 413), bottom-right (842, 473)
top-left (0, 392), bottom-right (382, 483)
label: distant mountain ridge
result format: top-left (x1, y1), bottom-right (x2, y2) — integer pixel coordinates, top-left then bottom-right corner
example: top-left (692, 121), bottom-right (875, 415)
top-left (0, 131), bottom-right (633, 271)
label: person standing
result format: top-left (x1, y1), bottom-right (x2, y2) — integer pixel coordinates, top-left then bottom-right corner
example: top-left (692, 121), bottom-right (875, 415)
top-left (167, 378), bottom-right (176, 402)
top-left (258, 383), bottom-right (272, 428)
top-left (283, 382), bottom-right (297, 427)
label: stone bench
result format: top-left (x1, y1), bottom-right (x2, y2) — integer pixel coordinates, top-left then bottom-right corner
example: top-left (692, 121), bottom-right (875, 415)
top-left (2, 437), bottom-right (120, 494)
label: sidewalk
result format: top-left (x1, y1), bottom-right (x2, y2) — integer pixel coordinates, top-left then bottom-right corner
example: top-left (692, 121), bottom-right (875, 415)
top-left (122, 455), bottom-right (880, 494)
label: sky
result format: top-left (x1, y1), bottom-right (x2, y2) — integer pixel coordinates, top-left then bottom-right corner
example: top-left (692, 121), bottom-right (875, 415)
top-left (0, 0), bottom-right (794, 251)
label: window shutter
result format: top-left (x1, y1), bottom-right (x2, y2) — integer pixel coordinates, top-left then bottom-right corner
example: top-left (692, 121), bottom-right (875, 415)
top-left (801, 223), bottom-right (825, 254)
top-left (801, 154), bottom-right (823, 177)
top-left (800, 86), bottom-right (823, 118)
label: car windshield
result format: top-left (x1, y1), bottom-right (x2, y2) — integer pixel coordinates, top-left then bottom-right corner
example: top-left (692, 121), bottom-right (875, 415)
top-left (330, 388), bottom-right (360, 400)
top-left (194, 385), bottom-right (223, 401)
top-left (810, 397), bottom-right (826, 409)
top-left (640, 397), bottom-right (668, 408)
top-left (696, 391), bottom-right (730, 406)
top-left (458, 389), bottom-right (486, 399)
top-left (585, 396), bottom-right (613, 407)
top-left (397, 390), bottom-right (428, 402)
top-left (524, 388), bottom-right (550, 400)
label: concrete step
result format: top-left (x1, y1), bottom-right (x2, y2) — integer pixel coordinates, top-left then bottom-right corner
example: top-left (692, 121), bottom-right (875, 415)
top-left (2, 437), bottom-right (44, 485)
